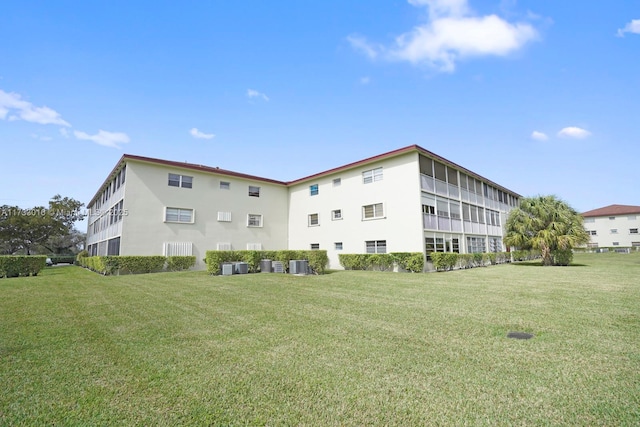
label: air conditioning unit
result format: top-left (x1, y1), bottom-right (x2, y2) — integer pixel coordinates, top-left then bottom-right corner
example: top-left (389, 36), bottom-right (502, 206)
top-left (221, 263), bottom-right (234, 276)
top-left (234, 262), bottom-right (249, 274)
top-left (289, 260), bottom-right (309, 275)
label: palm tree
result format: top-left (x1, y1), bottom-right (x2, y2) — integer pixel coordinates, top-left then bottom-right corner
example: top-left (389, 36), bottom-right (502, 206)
top-left (504, 195), bottom-right (589, 266)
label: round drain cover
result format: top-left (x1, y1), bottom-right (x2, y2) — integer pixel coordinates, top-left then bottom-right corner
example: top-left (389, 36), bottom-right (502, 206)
top-left (507, 331), bottom-right (534, 340)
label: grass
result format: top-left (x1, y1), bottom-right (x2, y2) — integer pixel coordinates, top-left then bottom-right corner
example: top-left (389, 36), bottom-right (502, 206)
top-left (1, 252), bottom-right (639, 425)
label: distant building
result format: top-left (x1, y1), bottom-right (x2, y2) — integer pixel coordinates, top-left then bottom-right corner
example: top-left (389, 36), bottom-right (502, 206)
top-left (85, 145), bottom-right (522, 270)
top-left (582, 204), bottom-right (640, 249)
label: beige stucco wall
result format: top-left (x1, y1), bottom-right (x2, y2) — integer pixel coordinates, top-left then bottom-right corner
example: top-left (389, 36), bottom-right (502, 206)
top-left (287, 151), bottom-right (424, 269)
top-left (584, 215), bottom-right (640, 248)
top-left (119, 160), bottom-right (289, 268)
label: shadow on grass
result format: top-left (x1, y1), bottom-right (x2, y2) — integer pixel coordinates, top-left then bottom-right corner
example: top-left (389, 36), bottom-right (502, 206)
top-left (511, 262), bottom-right (588, 267)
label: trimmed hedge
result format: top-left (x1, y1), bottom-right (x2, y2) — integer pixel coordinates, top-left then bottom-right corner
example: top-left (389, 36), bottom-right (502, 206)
top-left (167, 256), bottom-right (197, 271)
top-left (0, 256), bottom-right (47, 278)
top-left (204, 250), bottom-right (329, 275)
top-left (338, 253), bottom-right (425, 273)
top-left (79, 255), bottom-right (196, 275)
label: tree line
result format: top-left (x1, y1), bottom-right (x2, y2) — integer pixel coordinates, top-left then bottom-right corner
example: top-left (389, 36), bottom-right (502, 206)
top-left (0, 195), bottom-right (86, 255)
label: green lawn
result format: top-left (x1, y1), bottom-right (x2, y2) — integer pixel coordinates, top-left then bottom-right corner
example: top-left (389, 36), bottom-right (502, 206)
top-left (1, 253), bottom-right (639, 426)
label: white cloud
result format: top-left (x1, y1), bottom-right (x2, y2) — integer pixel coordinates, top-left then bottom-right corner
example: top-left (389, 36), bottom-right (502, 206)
top-left (247, 89), bottom-right (269, 101)
top-left (360, 76), bottom-right (372, 85)
top-left (190, 128), bottom-right (215, 140)
top-left (347, 35), bottom-right (380, 59)
top-left (74, 130), bottom-right (130, 148)
top-left (349, 0), bottom-right (539, 72)
top-left (617, 19), bottom-right (640, 37)
top-left (557, 127), bottom-right (591, 139)
top-left (0, 89), bottom-right (70, 126)
top-left (59, 128), bottom-right (70, 138)
top-left (531, 131), bottom-right (548, 141)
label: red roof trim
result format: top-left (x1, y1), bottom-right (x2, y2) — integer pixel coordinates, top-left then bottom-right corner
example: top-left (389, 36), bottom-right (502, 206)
top-left (581, 204), bottom-right (640, 217)
top-left (88, 144), bottom-right (523, 206)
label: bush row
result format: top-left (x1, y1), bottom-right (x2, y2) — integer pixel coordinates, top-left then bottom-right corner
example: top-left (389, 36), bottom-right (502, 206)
top-left (204, 250), bottom-right (329, 275)
top-left (0, 256), bottom-right (47, 278)
top-left (431, 252), bottom-right (515, 272)
top-left (78, 255), bottom-right (196, 275)
top-left (338, 253), bottom-right (424, 273)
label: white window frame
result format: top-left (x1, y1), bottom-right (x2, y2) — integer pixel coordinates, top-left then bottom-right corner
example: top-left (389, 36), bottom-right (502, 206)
top-left (164, 207), bottom-right (194, 224)
top-left (248, 185), bottom-right (260, 197)
top-left (365, 240), bottom-right (386, 254)
top-left (168, 173), bottom-right (193, 188)
top-left (247, 214), bottom-right (263, 227)
top-left (310, 184), bottom-right (319, 196)
top-left (610, 229), bottom-right (618, 234)
top-left (333, 178), bottom-right (341, 186)
top-left (220, 181), bottom-right (230, 190)
top-left (630, 228), bottom-right (638, 234)
top-left (363, 167), bottom-right (383, 184)
top-left (335, 242), bottom-right (343, 250)
top-left (332, 209), bottom-right (342, 220)
top-left (308, 213), bottom-right (319, 226)
top-left (363, 203), bottom-right (384, 220)
top-left (310, 243), bottom-right (320, 250)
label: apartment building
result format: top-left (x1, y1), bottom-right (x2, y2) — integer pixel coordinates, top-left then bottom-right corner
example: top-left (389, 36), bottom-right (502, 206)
top-left (86, 145), bottom-right (521, 270)
top-left (582, 204), bottom-right (640, 249)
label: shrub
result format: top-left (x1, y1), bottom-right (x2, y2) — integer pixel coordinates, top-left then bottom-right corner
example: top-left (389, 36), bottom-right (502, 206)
top-left (167, 256), bottom-right (197, 271)
top-left (552, 249), bottom-right (573, 266)
top-left (431, 252), bottom-right (458, 271)
top-left (0, 256), bottom-right (46, 278)
top-left (391, 252), bottom-right (424, 273)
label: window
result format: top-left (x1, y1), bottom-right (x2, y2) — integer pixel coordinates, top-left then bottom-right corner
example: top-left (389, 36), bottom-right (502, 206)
top-left (363, 203), bottom-right (384, 220)
top-left (613, 242), bottom-right (619, 246)
top-left (247, 214), bottom-right (262, 227)
top-left (310, 184), bottom-right (319, 196)
top-left (467, 236), bottom-right (486, 253)
top-left (611, 229), bottom-right (618, 234)
top-left (168, 173), bottom-right (192, 188)
top-left (363, 167), bottom-right (383, 184)
top-left (165, 208), bottom-right (194, 223)
top-left (366, 240), bottom-right (386, 254)
top-left (630, 228), bottom-right (639, 234)
top-left (107, 237), bottom-right (120, 256)
top-left (333, 178), bottom-right (341, 186)
top-left (335, 242), bottom-right (343, 250)
top-left (220, 181), bottom-right (230, 190)
top-left (308, 213), bottom-right (319, 226)
top-left (332, 209), bottom-right (342, 220)
top-left (163, 242), bottom-right (193, 256)
top-left (217, 211), bottom-right (232, 222)
top-left (247, 243), bottom-right (262, 250)
top-left (310, 243), bottom-right (320, 250)
top-left (423, 204), bottom-right (435, 215)
top-left (588, 230), bottom-right (597, 236)
top-left (609, 216), bottom-right (616, 220)
top-left (217, 242), bottom-right (232, 250)
top-left (248, 186), bottom-right (260, 197)
top-left (632, 242), bottom-right (640, 247)
top-left (629, 216), bottom-right (637, 220)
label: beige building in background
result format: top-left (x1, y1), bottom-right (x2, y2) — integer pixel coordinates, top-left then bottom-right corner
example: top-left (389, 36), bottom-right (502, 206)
top-left (582, 204), bottom-right (640, 249)
top-left (86, 145), bottom-right (522, 270)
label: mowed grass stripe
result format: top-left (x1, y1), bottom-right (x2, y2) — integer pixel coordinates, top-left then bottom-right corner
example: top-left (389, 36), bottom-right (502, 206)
top-left (1, 253), bottom-right (639, 425)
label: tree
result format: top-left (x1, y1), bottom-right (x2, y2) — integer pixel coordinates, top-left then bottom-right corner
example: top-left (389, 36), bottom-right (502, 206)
top-left (0, 195), bottom-right (86, 255)
top-left (504, 195), bottom-right (589, 266)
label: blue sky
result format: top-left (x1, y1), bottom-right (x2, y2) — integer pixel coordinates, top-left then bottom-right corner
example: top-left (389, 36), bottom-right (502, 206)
top-left (1, 0), bottom-right (638, 222)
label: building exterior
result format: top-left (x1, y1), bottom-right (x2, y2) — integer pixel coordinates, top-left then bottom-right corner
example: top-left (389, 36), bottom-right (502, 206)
top-left (581, 204), bottom-right (640, 249)
top-left (86, 145), bottom-right (521, 270)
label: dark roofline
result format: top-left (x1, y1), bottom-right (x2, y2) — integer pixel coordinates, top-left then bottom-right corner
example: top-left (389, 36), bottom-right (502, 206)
top-left (88, 145), bottom-right (522, 206)
top-left (581, 204), bottom-right (640, 217)
top-left (288, 144), bottom-right (522, 197)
